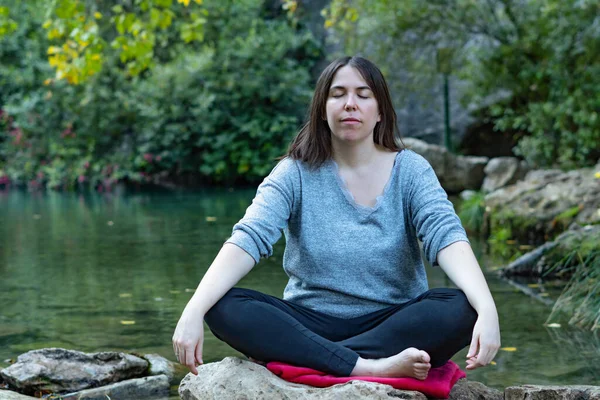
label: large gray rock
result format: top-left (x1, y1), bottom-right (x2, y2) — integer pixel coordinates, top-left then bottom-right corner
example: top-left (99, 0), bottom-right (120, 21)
top-left (0, 391), bottom-right (36, 399)
top-left (180, 357), bottom-right (425, 400)
top-left (403, 137), bottom-right (488, 193)
top-left (179, 357), bottom-right (502, 400)
top-left (61, 375), bottom-right (169, 400)
top-left (485, 163), bottom-right (600, 242)
top-left (143, 354), bottom-right (175, 382)
top-left (447, 379), bottom-right (503, 400)
top-left (0, 348), bottom-right (148, 395)
top-left (481, 157), bottom-right (529, 192)
top-left (505, 384), bottom-right (600, 399)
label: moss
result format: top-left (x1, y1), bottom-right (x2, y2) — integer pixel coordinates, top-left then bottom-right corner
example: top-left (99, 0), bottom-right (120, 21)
top-left (458, 191), bottom-right (486, 234)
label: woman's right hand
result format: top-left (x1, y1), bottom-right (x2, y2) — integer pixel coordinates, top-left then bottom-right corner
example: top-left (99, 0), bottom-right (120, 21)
top-left (172, 309), bottom-right (205, 375)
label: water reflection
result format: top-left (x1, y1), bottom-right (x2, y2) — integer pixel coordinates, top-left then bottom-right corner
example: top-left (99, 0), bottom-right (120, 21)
top-left (0, 189), bottom-right (598, 395)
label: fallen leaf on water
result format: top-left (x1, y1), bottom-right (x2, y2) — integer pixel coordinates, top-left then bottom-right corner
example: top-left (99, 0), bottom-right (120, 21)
top-left (545, 323), bottom-right (561, 328)
top-left (170, 290), bottom-right (181, 294)
top-left (527, 283), bottom-right (540, 288)
top-left (155, 297), bottom-right (163, 302)
top-left (120, 320), bottom-right (135, 325)
top-left (500, 347), bottom-right (517, 352)
top-left (490, 361), bottom-right (497, 366)
top-left (33, 214), bottom-right (41, 219)
top-left (539, 292), bottom-right (549, 297)
top-left (519, 245), bottom-right (533, 250)
top-left (119, 293), bottom-right (132, 298)
top-left (185, 288), bottom-right (194, 292)
top-left (205, 216), bottom-right (217, 222)
top-left (107, 221), bottom-right (114, 226)
top-left (506, 240), bottom-right (516, 244)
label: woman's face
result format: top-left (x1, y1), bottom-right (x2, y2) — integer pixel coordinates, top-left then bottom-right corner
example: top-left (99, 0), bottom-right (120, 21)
top-left (325, 65), bottom-right (381, 145)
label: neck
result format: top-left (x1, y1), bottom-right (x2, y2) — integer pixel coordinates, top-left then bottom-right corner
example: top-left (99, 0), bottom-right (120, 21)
top-left (331, 136), bottom-right (382, 169)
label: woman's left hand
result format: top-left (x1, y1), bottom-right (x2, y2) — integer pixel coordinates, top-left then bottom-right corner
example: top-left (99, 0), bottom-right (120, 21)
top-left (466, 312), bottom-right (501, 370)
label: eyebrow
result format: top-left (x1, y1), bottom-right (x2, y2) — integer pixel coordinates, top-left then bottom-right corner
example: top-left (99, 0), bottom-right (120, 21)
top-left (329, 85), bottom-right (372, 91)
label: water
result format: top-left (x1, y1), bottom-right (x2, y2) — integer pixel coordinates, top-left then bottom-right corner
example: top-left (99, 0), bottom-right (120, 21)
top-left (0, 190), bottom-right (598, 398)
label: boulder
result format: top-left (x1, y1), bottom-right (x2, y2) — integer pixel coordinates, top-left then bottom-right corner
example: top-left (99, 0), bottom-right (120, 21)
top-left (403, 138), bottom-right (488, 193)
top-left (143, 354), bottom-right (175, 382)
top-left (0, 348), bottom-right (148, 395)
top-left (485, 163), bottom-right (600, 243)
top-left (179, 357), bottom-right (502, 400)
top-left (60, 375), bottom-right (170, 400)
top-left (505, 384), bottom-right (600, 399)
top-left (481, 157), bottom-right (529, 193)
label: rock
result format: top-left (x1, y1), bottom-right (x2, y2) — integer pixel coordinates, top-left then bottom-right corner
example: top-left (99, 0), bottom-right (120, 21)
top-left (179, 357), bottom-right (504, 400)
top-left (459, 190), bottom-right (478, 201)
top-left (179, 357), bottom-right (425, 400)
top-left (502, 225), bottom-right (600, 278)
top-left (143, 354), bottom-right (175, 382)
top-left (60, 374), bottom-right (170, 400)
top-left (481, 157), bottom-right (529, 193)
top-left (0, 390), bottom-right (36, 399)
top-left (403, 137), bottom-right (488, 193)
top-left (0, 348), bottom-right (148, 395)
top-left (485, 163), bottom-right (600, 243)
top-left (448, 379), bottom-right (503, 400)
top-left (505, 384), bottom-right (600, 399)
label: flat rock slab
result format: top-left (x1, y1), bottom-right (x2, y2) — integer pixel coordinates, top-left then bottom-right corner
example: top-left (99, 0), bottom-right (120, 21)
top-left (0, 390), bottom-right (36, 399)
top-left (505, 384), bottom-right (600, 399)
top-left (179, 357), bottom-right (503, 400)
top-left (61, 374), bottom-right (170, 400)
top-left (0, 348), bottom-right (148, 395)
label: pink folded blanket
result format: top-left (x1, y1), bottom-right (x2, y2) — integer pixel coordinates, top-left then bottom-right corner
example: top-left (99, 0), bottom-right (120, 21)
top-left (266, 360), bottom-right (465, 399)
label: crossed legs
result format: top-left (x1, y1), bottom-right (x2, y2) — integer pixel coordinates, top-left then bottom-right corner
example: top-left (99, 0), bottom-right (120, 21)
top-left (204, 287), bottom-right (477, 379)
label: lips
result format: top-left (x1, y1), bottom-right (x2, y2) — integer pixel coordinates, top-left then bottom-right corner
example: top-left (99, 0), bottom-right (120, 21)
top-left (341, 117), bottom-right (360, 122)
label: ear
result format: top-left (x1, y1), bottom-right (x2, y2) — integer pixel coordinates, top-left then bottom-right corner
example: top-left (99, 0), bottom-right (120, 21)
top-left (377, 113), bottom-right (381, 122)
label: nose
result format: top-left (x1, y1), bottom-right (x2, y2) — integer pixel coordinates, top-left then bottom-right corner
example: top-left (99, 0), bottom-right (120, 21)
top-left (345, 94), bottom-right (357, 111)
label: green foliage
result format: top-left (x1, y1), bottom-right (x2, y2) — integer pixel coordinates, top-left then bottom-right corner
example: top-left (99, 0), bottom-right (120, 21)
top-left (324, 0), bottom-right (600, 169)
top-left (457, 191), bottom-right (486, 234)
top-left (0, 0), bottom-right (321, 189)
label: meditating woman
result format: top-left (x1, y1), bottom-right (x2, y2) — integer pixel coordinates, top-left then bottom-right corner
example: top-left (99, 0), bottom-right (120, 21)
top-left (172, 56), bottom-right (501, 380)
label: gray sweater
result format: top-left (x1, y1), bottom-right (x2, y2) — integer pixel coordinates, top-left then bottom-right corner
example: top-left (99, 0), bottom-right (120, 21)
top-left (226, 149), bottom-right (468, 318)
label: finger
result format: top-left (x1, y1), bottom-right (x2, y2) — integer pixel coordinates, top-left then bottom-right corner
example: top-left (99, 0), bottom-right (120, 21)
top-left (185, 348), bottom-right (198, 375)
top-left (195, 344), bottom-right (204, 366)
top-left (467, 333), bottom-right (479, 359)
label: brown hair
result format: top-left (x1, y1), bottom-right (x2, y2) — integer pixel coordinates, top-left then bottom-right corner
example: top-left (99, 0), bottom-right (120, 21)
top-left (287, 56), bottom-right (403, 166)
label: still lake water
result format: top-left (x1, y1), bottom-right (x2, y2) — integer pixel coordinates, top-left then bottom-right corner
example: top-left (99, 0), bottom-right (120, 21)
top-left (1, 189), bottom-right (598, 397)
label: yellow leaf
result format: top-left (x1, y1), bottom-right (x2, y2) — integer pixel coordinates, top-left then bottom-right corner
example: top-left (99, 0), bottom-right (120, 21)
top-left (177, 0), bottom-right (191, 6)
top-left (490, 361), bottom-right (497, 365)
top-left (94, 12), bottom-right (102, 19)
top-left (324, 19), bottom-right (333, 28)
top-left (595, 171), bottom-right (600, 179)
top-left (43, 78), bottom-right (52, 86)
top-left (43, 20), bottom-right (52, 29)
top-left (205, 216), bottom-right (217, 222)
top-left (92, 54), bottom-right (101, 61)
top-left (120, 320), bottom-right (136, 325)
top-left (119, 293), bottom-right (132, 298)
top-left (500, 347), bottom-right (517, 352)
top-left (539, 292), bottom-right (549, 297)
top-left (545, 323), bottom-right (561, 328)
top-left (47, 46), bottom-right (60, 55)
top-left (193, 0), bottom-right (203, 4)
top-left (527, 283), bottom-right (539, 288)
top-left (506, 239), bottom-right (516, 244)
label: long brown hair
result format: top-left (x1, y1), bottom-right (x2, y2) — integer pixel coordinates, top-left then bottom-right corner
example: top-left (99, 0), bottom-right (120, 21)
top-left (287, 56), bottom-right (403, 166)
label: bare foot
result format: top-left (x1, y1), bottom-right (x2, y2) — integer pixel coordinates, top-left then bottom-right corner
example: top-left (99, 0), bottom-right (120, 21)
top-left (352, 348), bottom-right (431, 380)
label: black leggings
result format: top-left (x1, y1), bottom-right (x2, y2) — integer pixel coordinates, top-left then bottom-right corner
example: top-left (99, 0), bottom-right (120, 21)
top-left (205, 287), bottom-right (477, 377)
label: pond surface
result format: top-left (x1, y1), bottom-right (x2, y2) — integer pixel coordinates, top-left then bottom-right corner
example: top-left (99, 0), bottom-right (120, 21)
top-left (0, 189), bottom-right (598, 398)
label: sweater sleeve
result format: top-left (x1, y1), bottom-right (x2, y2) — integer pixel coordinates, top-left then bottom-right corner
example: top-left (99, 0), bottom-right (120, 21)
top-left (225, 158), bottom-right (298, 264)
top-left (406, 151), bottom-right (469, 266)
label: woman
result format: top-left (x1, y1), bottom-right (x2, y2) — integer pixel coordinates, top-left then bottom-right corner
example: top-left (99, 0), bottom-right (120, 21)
top-left (173, 56), bottom-right (500, 380)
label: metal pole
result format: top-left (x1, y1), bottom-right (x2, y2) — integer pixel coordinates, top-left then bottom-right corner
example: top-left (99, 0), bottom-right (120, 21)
top-left (443, 73), bottom-right (452, 152)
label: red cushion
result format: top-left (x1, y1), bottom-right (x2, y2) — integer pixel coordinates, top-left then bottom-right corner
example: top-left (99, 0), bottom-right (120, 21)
top-left (267, 360), bottom-right (465, 399)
